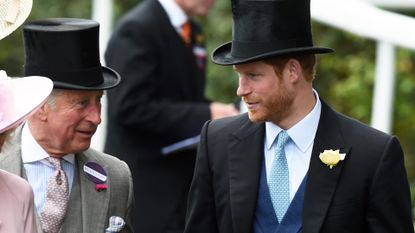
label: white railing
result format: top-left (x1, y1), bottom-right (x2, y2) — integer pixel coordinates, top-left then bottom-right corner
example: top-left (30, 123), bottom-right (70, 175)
top-left (91, 0), bottom-right (113, 151)
top-left (311, 0), bottom-right (415, 134)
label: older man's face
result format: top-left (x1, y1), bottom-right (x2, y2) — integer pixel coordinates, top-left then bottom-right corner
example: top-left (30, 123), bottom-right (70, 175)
top-left (40, 90), bottom-right (103, 156)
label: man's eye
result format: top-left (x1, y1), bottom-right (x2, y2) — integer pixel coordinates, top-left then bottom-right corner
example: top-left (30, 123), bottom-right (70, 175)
top-left (78, 100), bottom-right (88, 107)
top-left (247, 73), bottom-right (259, 79)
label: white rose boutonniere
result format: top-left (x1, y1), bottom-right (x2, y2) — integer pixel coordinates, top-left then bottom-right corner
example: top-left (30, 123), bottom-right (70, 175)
top-left (319, 149), bottom-right (346, 169)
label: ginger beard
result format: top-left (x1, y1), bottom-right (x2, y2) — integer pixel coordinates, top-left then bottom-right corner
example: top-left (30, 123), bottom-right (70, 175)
top-left (244, 80), bottom-right (295, 124)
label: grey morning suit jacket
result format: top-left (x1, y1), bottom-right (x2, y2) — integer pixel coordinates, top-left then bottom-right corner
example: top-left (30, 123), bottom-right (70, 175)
top-left (0, 126), bottom-right (135, 233)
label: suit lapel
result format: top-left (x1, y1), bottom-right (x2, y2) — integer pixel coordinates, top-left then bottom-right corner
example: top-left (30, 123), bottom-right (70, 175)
top-left (228, 117), bottom-right (264, 233)
top-left (302, 102), bottom-right (350, 233)
top-left (76, 152), bottom-right (110, 232)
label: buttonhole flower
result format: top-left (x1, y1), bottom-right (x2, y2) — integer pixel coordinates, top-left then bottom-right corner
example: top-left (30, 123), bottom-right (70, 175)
top-left (95, 183), bottom-right (108, 192)
top-left (319, 149), bottom-right (346, 169)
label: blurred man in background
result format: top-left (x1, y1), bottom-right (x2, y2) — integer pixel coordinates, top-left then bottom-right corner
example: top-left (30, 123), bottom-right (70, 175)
top-left (104, 0), bottom-right (239, 232)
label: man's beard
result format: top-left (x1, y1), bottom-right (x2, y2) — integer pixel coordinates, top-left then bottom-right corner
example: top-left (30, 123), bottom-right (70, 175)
top-left (246, 85), bottom-right (294, 124)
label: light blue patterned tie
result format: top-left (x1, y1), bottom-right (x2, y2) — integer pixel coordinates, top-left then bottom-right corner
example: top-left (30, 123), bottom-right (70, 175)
top-left (269, 130), bottom-right (290, 222)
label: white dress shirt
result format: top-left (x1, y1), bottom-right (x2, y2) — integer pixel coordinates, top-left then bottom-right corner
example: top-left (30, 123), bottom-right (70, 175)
top-left (264, 90), bottom-right (321, 201)
top-left (158, 0), bottom-right (188, 34)
top-left (21, 123), bottom-right (75, 215)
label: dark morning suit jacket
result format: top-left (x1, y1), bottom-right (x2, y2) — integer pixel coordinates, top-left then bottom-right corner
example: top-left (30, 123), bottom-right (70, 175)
top-left (0, 126), bottom-right (135, 233)
top-left (104, 0), bottom-right (211, 232)
top-left (184, 101), bottom-right (414, 233)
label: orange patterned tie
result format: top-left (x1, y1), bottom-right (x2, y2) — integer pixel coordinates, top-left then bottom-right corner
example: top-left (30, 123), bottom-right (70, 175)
top-left (40, 157), bottom-right (69, 233)
top-left (180, 21), bottom-right (192, 45)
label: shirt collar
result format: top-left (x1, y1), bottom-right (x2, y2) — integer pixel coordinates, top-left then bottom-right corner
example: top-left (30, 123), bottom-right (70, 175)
top-left (21, 123), bottom-right (75, 164)
top-left (158, 0), bottom-right (188, 29)
top-left (265, 90), bottom-right (322, 152)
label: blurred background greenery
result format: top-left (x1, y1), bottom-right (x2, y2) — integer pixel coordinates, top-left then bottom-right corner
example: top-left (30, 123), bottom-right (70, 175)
top-left (1, 0), bottom-right (415, 213)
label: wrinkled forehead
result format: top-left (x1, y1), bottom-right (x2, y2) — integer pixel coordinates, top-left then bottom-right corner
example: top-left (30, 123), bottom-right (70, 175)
top-left (51, 89), bottom-right (104, 103)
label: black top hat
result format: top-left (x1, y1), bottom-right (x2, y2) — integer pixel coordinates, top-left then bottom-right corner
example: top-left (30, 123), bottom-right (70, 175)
top-left (212, 0), bottom-right (334, 66)
top-left (23, 18), bottom-right (121, 90)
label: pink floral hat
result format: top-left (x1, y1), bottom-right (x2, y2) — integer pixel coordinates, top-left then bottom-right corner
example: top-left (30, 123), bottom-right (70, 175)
top-left (0, 70), bottom-right (53, 133)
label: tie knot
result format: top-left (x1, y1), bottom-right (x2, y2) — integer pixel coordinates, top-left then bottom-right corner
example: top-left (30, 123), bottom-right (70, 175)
top-left (181, 21), bottom-right (191, 31)
top-left (276, 131), bottom-right (290, 149)
top-left (180, 21), bottom-right (192, 44)
top-left (181, 20), bottom-right (190, 28)
top-left (47, 157), bottom-right (63, 170)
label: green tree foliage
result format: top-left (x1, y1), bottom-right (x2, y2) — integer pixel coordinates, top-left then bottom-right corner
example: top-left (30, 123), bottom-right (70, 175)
top-left (1, 0), bottom-right (415, 211)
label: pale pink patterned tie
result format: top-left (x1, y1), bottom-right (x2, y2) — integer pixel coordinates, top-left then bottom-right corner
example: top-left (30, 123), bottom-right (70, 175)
top-left (40, 157), bottom-right (69, 233)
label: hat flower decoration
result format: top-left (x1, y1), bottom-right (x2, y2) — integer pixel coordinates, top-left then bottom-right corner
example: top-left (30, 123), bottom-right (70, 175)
top-left (319, 149), bottom-right (346, 169)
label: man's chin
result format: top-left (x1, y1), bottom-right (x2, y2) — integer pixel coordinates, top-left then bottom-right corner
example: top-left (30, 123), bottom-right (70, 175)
top-left (247, 112), bottom-right (266, 123)
top-left (73, 141), bottom-right (91, 152)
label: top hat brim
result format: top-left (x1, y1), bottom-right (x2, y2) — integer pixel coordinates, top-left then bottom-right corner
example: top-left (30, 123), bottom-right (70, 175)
top-left (211, 41), bottom-right (334, 66)
top-left (53, 66), bottom-right (121, 90)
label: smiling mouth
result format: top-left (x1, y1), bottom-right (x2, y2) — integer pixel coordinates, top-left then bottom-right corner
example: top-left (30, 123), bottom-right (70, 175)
top-left (245, 101), bottom-right (258, 108)
top-left (77, 130), bottom-right (96, 137)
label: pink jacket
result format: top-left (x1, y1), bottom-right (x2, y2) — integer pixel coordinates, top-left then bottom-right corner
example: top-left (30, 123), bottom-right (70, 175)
top-left (0, 169), bottom-right (36, 233)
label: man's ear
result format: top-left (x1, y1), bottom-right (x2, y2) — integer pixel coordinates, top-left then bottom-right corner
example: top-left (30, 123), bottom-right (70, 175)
top-left (34, 103), bottom-right (49, 121)
top-left (286, 59), bottom-right (301, 83)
